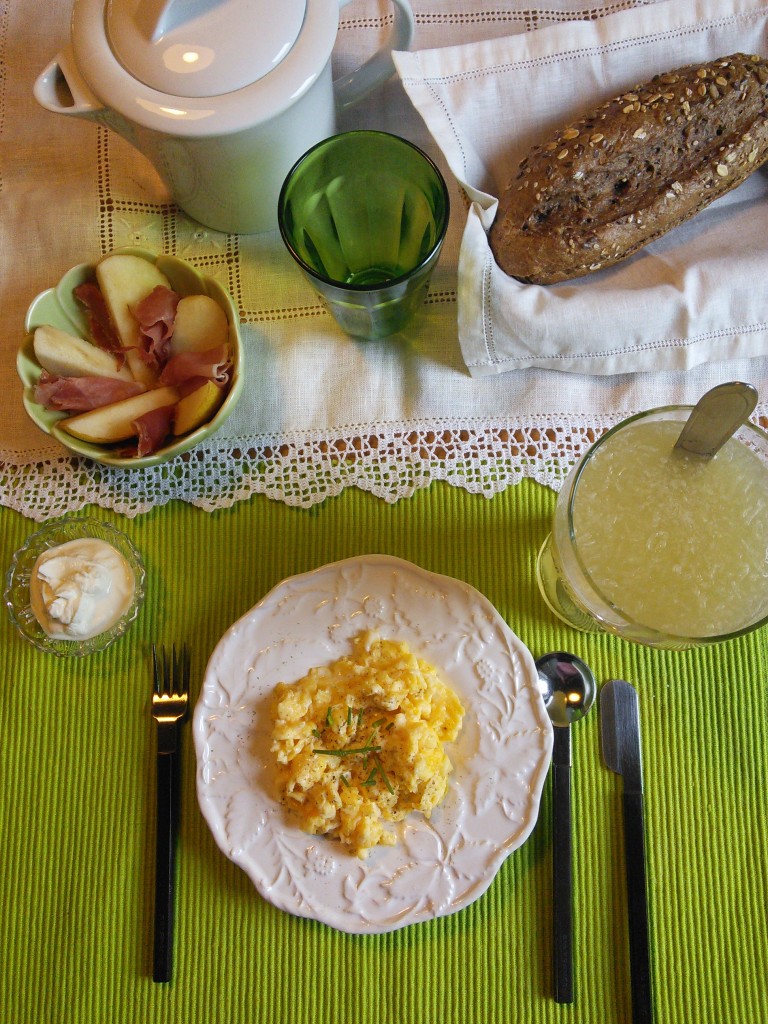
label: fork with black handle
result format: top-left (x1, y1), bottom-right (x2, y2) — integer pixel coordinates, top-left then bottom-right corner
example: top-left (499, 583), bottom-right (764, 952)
top-left (151, 644), bottom-right (190, 983)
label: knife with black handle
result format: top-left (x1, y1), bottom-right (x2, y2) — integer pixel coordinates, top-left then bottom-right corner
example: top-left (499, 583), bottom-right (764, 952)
top-left (600, 679), bottom-right (653, 1024)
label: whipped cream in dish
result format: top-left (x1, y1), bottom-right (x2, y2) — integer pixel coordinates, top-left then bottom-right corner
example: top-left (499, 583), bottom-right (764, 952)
top-left (29, 537), bottom-right (136, 640)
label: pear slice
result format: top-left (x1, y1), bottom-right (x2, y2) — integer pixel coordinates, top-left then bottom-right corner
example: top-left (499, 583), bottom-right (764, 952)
top-left (60, 385), bottom-right (179, 444)
top-left (169, 294), bottom-right (230, 355)
top-left (173, 380), bottom-right (225, 436)
top-left (95, 254), bottom-right (171, 385)
top-left (34, 325), bottom-right (134, 382)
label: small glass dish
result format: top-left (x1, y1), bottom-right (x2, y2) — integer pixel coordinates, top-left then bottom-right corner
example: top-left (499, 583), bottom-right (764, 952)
top-left (5, 517), bottom-right (146, 657)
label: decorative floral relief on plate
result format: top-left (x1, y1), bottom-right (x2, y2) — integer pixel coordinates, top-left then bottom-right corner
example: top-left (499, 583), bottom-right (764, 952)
top-left (193, 554), bottom-right (552, 933)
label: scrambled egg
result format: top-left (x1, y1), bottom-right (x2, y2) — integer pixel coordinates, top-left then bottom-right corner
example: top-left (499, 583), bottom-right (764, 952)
top-left (271, 632), bottom-right (465, 858)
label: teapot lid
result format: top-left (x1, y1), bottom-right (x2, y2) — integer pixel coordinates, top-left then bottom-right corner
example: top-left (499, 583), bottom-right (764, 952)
top-left (106, 0), bottom-right (309, 98)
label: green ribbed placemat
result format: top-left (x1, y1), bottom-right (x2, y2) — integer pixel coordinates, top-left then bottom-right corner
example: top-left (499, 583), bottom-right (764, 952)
top-left (1, 481), bottom-right (766, 1023)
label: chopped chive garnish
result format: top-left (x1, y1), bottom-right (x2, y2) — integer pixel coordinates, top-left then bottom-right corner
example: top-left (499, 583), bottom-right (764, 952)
top-left (312, 705), bottom-right (396, 796)
top-left (313, 744), bottom-right (383, 757)
top-left (373, 753), bottom-right (395, 795)
top-left (312, 728), bottom-right (321, 739)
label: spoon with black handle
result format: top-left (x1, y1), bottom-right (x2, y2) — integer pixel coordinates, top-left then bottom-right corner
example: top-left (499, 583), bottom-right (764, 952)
top-left (536, 651), bottom-right (597, 1004)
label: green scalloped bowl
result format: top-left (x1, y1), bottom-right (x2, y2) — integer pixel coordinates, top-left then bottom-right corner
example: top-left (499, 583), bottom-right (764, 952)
top-left (18, 247), bottom-right (244, 469)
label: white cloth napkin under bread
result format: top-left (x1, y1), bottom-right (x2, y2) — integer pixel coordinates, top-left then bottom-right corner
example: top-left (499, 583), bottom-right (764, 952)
top-left (395, 0), bottom-right (768, 377)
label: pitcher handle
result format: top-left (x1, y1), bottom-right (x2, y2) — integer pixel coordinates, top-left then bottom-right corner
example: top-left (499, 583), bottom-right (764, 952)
top-left (34, 45), bottom-right (104, 119)
top-left (334, 0), bottom-right (414, 113)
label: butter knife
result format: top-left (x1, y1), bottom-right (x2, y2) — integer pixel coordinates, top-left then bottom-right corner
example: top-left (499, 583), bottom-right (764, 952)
top-left (600, 679), bottom-right (653, 1024)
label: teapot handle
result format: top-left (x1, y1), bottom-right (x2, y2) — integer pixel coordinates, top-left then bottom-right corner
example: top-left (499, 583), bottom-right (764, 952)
top-left (334, 0), bottom-right (414, 113)
top-left (34, 46), bottom-right (104, 120)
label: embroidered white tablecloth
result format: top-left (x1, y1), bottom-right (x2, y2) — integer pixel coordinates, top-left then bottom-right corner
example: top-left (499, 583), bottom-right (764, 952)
top-left (1, 0), bottom-right (766, 520)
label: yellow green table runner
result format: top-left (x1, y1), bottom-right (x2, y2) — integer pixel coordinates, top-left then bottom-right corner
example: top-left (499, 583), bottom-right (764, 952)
top-left (2, 480), bottom-right (766, 1023)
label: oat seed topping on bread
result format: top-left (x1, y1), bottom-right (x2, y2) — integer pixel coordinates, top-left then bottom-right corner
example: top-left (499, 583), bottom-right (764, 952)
top-left (489, 53), bottom-right (768, 284)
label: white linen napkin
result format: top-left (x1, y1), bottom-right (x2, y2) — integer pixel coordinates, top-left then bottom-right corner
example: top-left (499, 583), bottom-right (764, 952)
top-left (394, 0), bottom-right (768, 377)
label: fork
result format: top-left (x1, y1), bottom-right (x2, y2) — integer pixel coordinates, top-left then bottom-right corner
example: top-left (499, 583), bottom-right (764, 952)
top-left (151, 644), bottom-right (190, 983)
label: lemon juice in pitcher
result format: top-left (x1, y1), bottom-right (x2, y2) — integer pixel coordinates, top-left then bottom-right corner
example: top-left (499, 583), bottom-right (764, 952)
top-left (537, 406), bottom-right (768, 648)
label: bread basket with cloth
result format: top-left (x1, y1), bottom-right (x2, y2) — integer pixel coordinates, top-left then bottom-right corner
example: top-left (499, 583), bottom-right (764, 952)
top-left (394, 0), bottom-right (768, 377)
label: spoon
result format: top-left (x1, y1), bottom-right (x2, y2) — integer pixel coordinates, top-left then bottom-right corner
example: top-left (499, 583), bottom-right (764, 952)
top-left (674, 380), bottom-right (758, 458)
top-left (536, 651), bottom-right (598, 1004)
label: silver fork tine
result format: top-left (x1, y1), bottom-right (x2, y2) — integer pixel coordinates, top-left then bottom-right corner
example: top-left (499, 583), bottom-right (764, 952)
top-left (172, 644), bottom-right (190, 698)
top-left (153, 644), bottom-right (170, 698)
top-left (182, 645), bottom-right (190, 696)
top-left (164, 647), bottom-right (173, 697)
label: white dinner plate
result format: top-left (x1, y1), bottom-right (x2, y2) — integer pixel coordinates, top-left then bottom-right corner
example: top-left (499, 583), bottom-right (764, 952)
top-left (193, 554), bottom-right (552, 933)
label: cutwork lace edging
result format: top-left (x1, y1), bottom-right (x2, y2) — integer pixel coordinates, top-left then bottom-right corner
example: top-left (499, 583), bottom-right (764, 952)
top-left (0, 417), bottom-right (621, 521)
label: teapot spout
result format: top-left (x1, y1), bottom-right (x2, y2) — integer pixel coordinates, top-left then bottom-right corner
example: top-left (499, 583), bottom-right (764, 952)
top-left (34, 47), bottom-right (104, 120)
top-left (334, 0), bottom-right (414, 114)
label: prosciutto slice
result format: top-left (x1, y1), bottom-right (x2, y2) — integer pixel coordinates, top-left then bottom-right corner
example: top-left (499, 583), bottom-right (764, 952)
top-left (132, 286), bottom-right (180, 368)
top-left (73, 282), bottom-right (122, 355)
top-left (177, 375), bottom-right (214, 398)
top-left (34, 371), bottom-right (145, 412)
top-left (133, 402), bottom-right (175, 457)
top-left (159, 344), bottom-right (231, 388)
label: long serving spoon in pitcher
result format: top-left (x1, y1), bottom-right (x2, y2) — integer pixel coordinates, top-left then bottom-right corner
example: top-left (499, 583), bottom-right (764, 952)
top-left (536, 651), bottom-right (597, 1004)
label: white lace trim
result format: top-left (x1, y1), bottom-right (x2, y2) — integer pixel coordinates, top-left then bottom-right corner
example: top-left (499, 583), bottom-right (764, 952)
top-left (0, 416), bottom-right (616, 521)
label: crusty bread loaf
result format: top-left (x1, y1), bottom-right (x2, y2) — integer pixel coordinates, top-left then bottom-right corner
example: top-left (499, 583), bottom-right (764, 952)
top-left (489, 53), bottom-right (768, 284)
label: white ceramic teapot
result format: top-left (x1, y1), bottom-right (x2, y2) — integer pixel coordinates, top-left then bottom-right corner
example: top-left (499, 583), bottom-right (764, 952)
top-left (35, 0), bottom-right (414, 233)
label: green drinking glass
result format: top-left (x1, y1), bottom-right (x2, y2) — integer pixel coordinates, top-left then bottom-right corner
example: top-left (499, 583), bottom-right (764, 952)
top-left (278, 131), bottom-right (450, 340)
